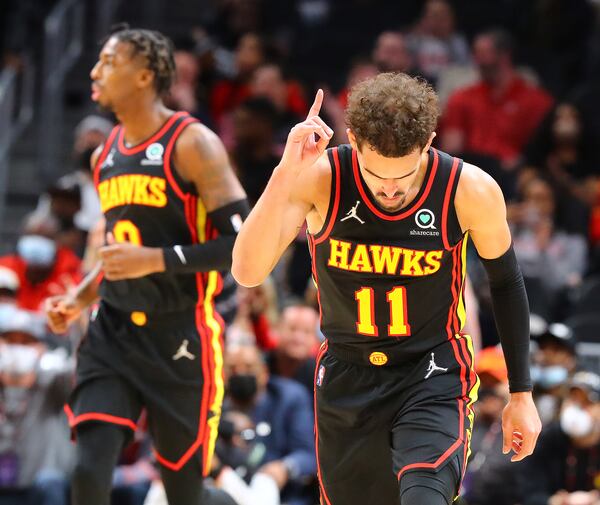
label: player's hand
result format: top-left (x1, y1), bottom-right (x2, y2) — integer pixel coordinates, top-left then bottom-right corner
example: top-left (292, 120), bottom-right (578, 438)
top-left (99, 232), bottom-right (165, 281)
top-left (501, 391), bottom-right (542, 462)
top-left (279, 89), bottom-right (333, 173)
top-left (45, 294), bottom-right (82, 334)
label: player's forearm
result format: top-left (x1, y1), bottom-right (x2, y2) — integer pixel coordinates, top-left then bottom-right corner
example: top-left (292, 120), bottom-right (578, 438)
top-left (162, 198), bottom-right (250, 274)
top-left (479, 245), bottom-right (532, 393)
top-left (232, 165), bottom-right (299, 286)
top-left (162, 236), bottom-right (236, 273)
top-left (74, 265), bottom-right (102, 308)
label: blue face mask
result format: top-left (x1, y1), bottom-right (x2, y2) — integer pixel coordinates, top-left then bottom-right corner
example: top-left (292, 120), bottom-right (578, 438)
top-left (531, 365), bottom-right (569, 390)
top-left (16, 235), bottom-right (56, 267)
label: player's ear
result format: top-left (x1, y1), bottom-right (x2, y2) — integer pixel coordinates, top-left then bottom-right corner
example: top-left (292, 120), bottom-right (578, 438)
top-left (422, 132), bottom-right (436, 153)
top-left (136, 68), bottom-right (155, 90)
top-left (347, 129), bottom-right (358, 151)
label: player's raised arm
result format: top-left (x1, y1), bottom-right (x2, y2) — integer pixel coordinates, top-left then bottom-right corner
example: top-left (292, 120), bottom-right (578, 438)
top-left (232, 89), bottom-right (333, 287)
top-left (456, 163), bottom-right (542, 462)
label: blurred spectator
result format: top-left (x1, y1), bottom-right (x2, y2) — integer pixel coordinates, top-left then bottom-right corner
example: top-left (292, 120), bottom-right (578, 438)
top-left (0, 268), bottom-right (20, 305)
top-left (440, 29), bottom-right (553, 170)
top-left (266, 304), bottom-right (319, 394)
top-left (212, 410), bottom-right (280, 505)
top-left (524, 102), bottom-right (599, 235)
top-left (371, 31), bottom-right (414, 74)
top-left (519, 371), bottom-right (600, 505)
top-left (322, 58), bottom-right (378, 145)
top-left (406, 0), bottom-right (471, 86)
top-left (210, 33), bottom-right (267, 125)
top-left (230, 98), bottom-right (280, 205)
top-left (510, 177), bottom-right (587, 319)
top-left (250, 63), bottom-right (307, 146)
top-left (0, 304), bottom-right (74, 505)
top-left (531, 322), bottom-right (577, 425)
top-left (461, 346), bottom-right (518, 505)
top-left (227, 282), bottom-right (280, 348)
top-left (0, 214), bottom-right (82, 313)
top-left (224, 344), bottom-right (316, 505)
top-left (164, 50), bottom-right (202, 117)
top-left (33, 114), bottom-right (110, 241)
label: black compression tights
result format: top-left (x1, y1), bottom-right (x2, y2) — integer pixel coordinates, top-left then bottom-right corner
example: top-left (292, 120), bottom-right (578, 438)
top-left (399, 464), bottom-right (458, 505)
top-left (71, 423), bottom-right (236, 505)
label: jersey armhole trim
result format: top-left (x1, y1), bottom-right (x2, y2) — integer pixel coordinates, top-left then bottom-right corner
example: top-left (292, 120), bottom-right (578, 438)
top-left (93, 126), bottom-right (120, 188)
top-left (441, 156), bottom-right (461, 250)
top-left (163, 117), bottom-right (201, 201)
top-left (312, 147), bottom-right (341, 245)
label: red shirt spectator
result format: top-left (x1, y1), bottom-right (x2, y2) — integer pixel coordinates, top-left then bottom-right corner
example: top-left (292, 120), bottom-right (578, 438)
top-left (0, 247), bottom-right (82, 312)
top-left (440, 29), bottom-right (553, 165)
top-left (442, 75), bottom-right (553, 163)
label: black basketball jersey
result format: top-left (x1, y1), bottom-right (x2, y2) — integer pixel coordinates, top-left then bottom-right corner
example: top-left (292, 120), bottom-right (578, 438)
top-left (308, 144), bottom-right (467, 363)
top-left (93, 111), bottom-right (221, 313)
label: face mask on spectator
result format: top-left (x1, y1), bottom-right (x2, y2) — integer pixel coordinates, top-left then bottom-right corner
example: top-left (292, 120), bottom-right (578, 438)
top-left (227, 374), bottom-right (258, 403)
top-left (17, 235), bottom-right (57, 267)
top-left (0, 344), bottom-right (39, 375)
top-left (531, 365), bottom-right (568, 390)
top-left (560, 403), bottom-right (595, 438)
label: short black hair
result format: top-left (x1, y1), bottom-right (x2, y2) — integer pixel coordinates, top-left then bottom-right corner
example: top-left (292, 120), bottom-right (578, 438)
top-left (107, 23), bottom-right (176, 96)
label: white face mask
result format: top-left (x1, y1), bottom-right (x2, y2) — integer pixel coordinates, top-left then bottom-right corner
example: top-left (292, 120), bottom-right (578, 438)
top-left (0, 344), bottom-right (39, 375)
top-left (560, 404), bottom-right (594, 438)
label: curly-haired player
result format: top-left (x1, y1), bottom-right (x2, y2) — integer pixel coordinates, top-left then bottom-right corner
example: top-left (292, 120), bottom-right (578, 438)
top-left (45, 26), bottom-right (247, 505)
top-left (232, 73), bottom-right (542, 504)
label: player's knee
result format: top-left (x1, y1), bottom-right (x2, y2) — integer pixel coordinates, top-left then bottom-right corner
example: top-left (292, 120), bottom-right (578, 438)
top-left (400, 485), bottom-right (449, 505)
top-left (399, 464), bottom-right (458, 505)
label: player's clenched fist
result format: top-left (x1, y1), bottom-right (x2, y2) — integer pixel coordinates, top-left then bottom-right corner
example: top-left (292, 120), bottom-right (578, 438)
top-left (279, 89), bottom-right (334, 172)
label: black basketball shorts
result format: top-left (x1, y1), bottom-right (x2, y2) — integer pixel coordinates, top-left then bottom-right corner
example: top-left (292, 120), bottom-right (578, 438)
top-left (65, 301), bottom-right (224, 474)
top-left (314, 335), bottom-right (479, 505)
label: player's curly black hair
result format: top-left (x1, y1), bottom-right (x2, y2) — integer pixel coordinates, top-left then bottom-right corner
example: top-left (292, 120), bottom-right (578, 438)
top-left (107, 23), bottom-right (176, 96)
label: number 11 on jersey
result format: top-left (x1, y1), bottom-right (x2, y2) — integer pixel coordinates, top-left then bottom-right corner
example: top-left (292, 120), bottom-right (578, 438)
top-left (355, 286), bottom-right (411, 337)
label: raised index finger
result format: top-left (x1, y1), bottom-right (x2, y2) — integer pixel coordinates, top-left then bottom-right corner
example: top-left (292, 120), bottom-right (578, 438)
top-left (307, 88), bottom-right (324, 120)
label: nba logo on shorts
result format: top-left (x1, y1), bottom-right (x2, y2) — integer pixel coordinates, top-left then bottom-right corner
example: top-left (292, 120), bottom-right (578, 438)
top-left (317, 365), bottom-right (326, 387)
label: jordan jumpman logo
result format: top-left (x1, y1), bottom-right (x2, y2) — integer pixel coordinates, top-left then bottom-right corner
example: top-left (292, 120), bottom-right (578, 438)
top-left (424, 352), bottom-right (448, 379)
top-left (341, 201), bottom-right (365, 224)
top-left (172, 339), bottom-right (195, 361)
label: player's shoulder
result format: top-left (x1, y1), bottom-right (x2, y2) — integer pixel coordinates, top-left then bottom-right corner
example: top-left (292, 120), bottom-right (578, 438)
top-left (173, 120), bottom-right (228, 172)
top-left (455, 161), bottom-right (505, 220)
top-left (175, 121), bottom-right (218, 149)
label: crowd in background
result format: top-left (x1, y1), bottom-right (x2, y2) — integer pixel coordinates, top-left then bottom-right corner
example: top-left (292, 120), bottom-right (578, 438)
top-left (2, 0), bottom-right (600, 504)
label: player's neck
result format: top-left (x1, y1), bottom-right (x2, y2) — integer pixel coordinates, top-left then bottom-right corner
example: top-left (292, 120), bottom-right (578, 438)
top-left (115, 99), bottom-right (172, 146)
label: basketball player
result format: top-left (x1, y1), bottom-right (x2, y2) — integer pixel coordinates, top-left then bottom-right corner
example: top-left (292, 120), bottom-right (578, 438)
top-left (45, 26), bottom-right (247, 505)
top-left (232, 73), bottom-right (541, 505)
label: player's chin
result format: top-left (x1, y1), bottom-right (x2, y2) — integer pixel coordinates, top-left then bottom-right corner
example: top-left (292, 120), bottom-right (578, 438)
top-left (95, 97), bottom-right (113, 113)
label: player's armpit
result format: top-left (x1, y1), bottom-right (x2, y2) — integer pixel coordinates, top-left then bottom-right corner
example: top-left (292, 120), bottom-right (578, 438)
top-left (454, 162), bottom-right (512, 258)
top-left (173, 123), bottom-right (247, 211)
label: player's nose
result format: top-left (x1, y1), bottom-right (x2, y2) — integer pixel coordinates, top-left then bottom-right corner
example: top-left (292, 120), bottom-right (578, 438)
top-left (381, 182), bottom-right (398, 198)
top-left (90, 61), bottom-right (101, 80)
